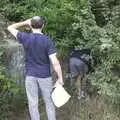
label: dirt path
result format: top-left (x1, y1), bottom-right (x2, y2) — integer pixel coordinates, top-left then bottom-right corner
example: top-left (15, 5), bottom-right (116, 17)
top-left (8, 96), bottom-right (120, 120)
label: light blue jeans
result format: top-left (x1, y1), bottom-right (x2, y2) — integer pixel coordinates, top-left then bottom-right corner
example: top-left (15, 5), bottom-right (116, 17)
top-left (25, 76), bottom-right (56, 120)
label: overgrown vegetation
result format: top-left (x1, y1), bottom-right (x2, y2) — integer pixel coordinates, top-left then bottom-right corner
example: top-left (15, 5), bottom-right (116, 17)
top-left (0, 69), bottom-right (26, 119)
top-left (0, 40), bottom-right (26, 119)
top-left (0, 0), bottom-right (120, 119)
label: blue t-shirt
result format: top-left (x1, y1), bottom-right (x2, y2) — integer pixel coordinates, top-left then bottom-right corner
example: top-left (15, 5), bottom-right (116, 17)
top-left (17, 32), bottom-right (56, 78)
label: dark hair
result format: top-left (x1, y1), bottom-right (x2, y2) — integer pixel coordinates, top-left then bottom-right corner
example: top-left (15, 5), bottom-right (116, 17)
top-left (31, 16), bottom-right (45, 29)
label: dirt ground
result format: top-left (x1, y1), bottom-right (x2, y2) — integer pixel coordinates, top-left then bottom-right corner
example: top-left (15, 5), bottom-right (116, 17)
top-left (9, 95), bottom-right (120, 120)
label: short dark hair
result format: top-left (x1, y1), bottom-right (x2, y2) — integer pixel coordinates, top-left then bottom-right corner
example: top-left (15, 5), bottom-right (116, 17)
top-left (31, 16), bottom-right (45, 29)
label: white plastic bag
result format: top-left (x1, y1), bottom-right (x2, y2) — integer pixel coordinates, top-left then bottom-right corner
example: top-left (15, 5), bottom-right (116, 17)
top-left (51, 84), bottom-right (71, 108)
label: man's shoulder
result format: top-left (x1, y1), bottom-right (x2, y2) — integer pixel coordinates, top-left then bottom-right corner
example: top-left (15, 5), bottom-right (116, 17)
top-left (41, 35), bottom-right (54, 44)
top-left (16, 31), bottom-right (31, 44)
top-left (41, 34), bottom-right (51, 40)
top-left (17, 31), bottom-right (30, 36)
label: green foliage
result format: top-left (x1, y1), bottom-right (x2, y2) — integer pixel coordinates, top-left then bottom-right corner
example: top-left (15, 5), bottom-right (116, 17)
top-left (0, 73), bottom-right (24, 119)
top-left (0, 0), bottom-right (120, 105)
top-left (0, 44), bottom-right (25, 119)
top-left (90, 0), bottom-right (120, 27)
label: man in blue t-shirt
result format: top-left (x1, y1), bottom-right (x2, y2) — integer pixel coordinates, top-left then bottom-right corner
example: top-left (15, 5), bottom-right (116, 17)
top-left (7, 16), bottom-right (63, 120)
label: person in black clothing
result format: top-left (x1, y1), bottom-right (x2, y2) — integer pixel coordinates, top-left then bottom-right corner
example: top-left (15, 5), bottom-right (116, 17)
top-left (68, 48), bottom-right (94, 99)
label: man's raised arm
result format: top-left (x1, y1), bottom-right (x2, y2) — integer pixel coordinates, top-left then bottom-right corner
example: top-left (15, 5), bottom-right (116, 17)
top-left (7, 19), bottom-right (31, 38)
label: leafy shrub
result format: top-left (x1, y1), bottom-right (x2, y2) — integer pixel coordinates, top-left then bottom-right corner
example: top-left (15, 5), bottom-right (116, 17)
top-left (0, 0), bottom-right (120, 104)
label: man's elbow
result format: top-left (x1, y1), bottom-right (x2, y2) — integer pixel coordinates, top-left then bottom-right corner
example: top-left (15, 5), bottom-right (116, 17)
top-left (7, 26), bottom-right (12, 32)
top-left (7, 25), bottom-right (18, 37)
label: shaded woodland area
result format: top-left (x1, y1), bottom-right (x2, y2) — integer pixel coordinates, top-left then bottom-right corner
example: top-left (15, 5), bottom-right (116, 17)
top-left (0, 0), bottom-right (120, 119)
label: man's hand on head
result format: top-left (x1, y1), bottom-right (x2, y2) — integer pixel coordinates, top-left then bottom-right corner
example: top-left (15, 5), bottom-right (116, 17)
top-left (7, 18), bottom-right (32, 37)
top-left (25, 19), bottom-right (31, 26)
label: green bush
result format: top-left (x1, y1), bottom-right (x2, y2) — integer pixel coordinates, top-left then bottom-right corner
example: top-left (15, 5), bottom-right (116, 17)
top-left (0, 72), bottom-right (28, 119)
top-left (0, 0), bottom-right (120, 104)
